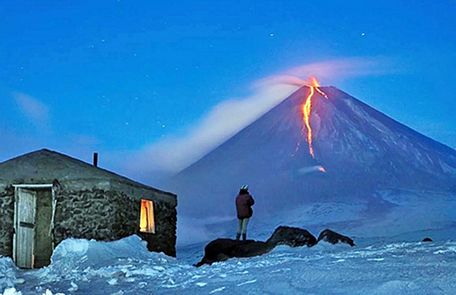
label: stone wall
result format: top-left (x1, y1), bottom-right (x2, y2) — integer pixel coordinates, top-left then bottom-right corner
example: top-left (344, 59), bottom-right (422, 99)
top-left (0, 186), bottom-right (15, 257)
top-left (53, 188), bottom-right (139, 243)
top-left (53, 188), bottom-right (177, 257)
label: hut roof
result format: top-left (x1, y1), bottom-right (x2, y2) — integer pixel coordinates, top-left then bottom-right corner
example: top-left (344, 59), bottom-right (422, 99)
top-left (0, 149), bottom-right (176, 204)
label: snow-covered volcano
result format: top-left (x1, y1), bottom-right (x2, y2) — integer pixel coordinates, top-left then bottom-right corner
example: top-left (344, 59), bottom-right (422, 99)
top-left (168, 86), bottom-right (456, 219)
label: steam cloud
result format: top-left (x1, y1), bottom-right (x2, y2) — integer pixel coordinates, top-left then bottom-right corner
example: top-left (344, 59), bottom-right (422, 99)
top-left (13, 92), bottom-right (50, 126)
top-left (123, 57), bottom-right (392, 181)
top-left (124, 83), bottom-right (299, 179)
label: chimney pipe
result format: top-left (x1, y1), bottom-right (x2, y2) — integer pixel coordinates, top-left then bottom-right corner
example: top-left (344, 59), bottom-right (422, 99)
top-left (93, 152), bottom-right (98, 167)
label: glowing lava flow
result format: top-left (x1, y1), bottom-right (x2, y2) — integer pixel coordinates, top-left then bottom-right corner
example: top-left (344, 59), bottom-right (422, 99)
top-left (302, 77), bottom-right (328, 158)
top-left (311, 77), bottom-right (328, 99)
top-left (303, 86), bottom-right (316, 157)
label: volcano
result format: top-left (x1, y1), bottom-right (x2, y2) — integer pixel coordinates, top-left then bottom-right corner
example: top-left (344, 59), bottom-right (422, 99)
top-left (168, 85), bottom-right (456, 219)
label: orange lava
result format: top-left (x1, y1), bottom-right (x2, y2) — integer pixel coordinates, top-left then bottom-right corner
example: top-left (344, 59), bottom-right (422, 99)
top-left (310, 76), bottom-right (328, 98)
top-left (302, 77), bottom-right (328, 158)
top-left (303, 86), bottom-right (316, 157)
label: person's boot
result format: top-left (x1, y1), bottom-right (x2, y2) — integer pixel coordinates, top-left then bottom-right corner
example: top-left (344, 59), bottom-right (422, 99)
top-left (236, 233), bottom-right (241, 240)
top-left (242, 233), bottom-right (247, 241)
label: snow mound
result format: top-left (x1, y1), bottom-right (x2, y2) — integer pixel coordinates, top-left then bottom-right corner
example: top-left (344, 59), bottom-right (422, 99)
top-left (1, 288), bottom-right (21, 295)
top-left (35, 235), bottom-right (174, 281)
top-left (50, 234), bottom-right (154, 268)
top-left (0, 257), bottom-right (18, 291)
top-left (1, 235), bottom-right (178, 294)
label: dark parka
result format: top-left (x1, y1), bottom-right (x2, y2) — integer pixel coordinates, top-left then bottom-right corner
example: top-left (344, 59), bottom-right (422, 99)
top-left (236, 192), bottom-right (255, 219)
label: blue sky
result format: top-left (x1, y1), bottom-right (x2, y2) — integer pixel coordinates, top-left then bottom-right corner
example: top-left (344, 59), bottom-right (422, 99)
top-left (1, 1), bottom-right (455, 182)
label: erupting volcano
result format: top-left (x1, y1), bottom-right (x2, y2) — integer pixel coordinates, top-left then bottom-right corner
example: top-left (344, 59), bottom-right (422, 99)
top-left (169, 83), bottom-right (456, 219)
top-left (302, 77), bottom-right (328, 158)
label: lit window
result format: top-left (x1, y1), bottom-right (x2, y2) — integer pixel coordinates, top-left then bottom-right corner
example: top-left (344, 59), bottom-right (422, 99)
top-left (140, 199), bottom-right (155, 233)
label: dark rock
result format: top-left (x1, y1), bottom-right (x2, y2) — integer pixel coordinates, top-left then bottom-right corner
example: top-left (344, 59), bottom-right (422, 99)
top-left (266, 226), bottom-right (317, 247)
top-left (195, 226), bottom-right (317, 267)
top-left (195, 227), bottom-right (358, 267)
top-left (194, 239), bottom-right (273, 267)
top-left (422, 237), bottom-right (433, 242)
top-left (317, 229), bottom-right (355, 247)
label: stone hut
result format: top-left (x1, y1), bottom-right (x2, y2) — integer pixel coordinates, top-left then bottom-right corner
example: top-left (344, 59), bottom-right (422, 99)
top-left (0, 149), bottom-right (177, 268)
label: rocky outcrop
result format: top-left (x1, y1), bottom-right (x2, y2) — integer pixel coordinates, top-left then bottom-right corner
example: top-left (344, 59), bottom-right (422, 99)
top-left (194, 239), bottom-right (274, 267)
top-left (267, 226), bottom-right (317, 247)
top-left (195, 226), bottom-right (354, 266)
top-left (317, 229), bottom-right (355, 246)
top-left (195, 226), bottom-right (319, 266)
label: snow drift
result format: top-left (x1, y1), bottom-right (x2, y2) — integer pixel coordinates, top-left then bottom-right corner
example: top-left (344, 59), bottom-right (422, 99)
top-left (2, 234), bottom-right (456, 294)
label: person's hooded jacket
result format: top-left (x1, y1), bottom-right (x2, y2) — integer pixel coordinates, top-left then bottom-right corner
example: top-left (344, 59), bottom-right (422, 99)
top-left (236, 190), bottom-right (255, 219)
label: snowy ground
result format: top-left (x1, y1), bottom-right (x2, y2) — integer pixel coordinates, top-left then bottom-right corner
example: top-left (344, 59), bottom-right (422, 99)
top-left (1, 190), bottom-right (455, 294)
top-left (1, 234), bottom-right (456, 295)
top-left (178, 190), bottom-right (456, 245)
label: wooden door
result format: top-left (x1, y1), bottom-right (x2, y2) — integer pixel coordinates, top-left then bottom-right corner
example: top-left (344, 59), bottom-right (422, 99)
top-left (14, 188), bottom-right (37, 268)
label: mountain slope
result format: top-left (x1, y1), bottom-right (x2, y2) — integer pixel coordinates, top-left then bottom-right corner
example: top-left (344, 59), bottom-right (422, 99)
top-left (169, 86), bottom-right (456, 217)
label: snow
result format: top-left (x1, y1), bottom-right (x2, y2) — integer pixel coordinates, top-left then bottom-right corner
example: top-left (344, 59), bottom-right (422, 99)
top-left (0, 198), bottom-right (456, 295)
top-left (2, 187), bottom-right (455, 294)
top-left (174, 189), bottom-right (456, 248)
top-left (177, 215), bottom-right (234, 246)
top-left (2, 288), bottom-right (21, 295)
top-left (0, 257), bottom-right (17, 290)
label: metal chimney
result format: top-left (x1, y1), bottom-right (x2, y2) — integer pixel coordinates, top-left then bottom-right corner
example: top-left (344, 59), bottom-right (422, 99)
top-left (93, 152), bottom-right (98, 167)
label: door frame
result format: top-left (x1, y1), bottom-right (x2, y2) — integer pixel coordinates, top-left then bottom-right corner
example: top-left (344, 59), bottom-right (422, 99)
top-left (13, 184), bottom-right (55, 267)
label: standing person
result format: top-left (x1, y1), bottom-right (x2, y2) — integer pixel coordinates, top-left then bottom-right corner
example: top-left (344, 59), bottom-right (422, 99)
top-left (235, 185), bottom-right (255, 241)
